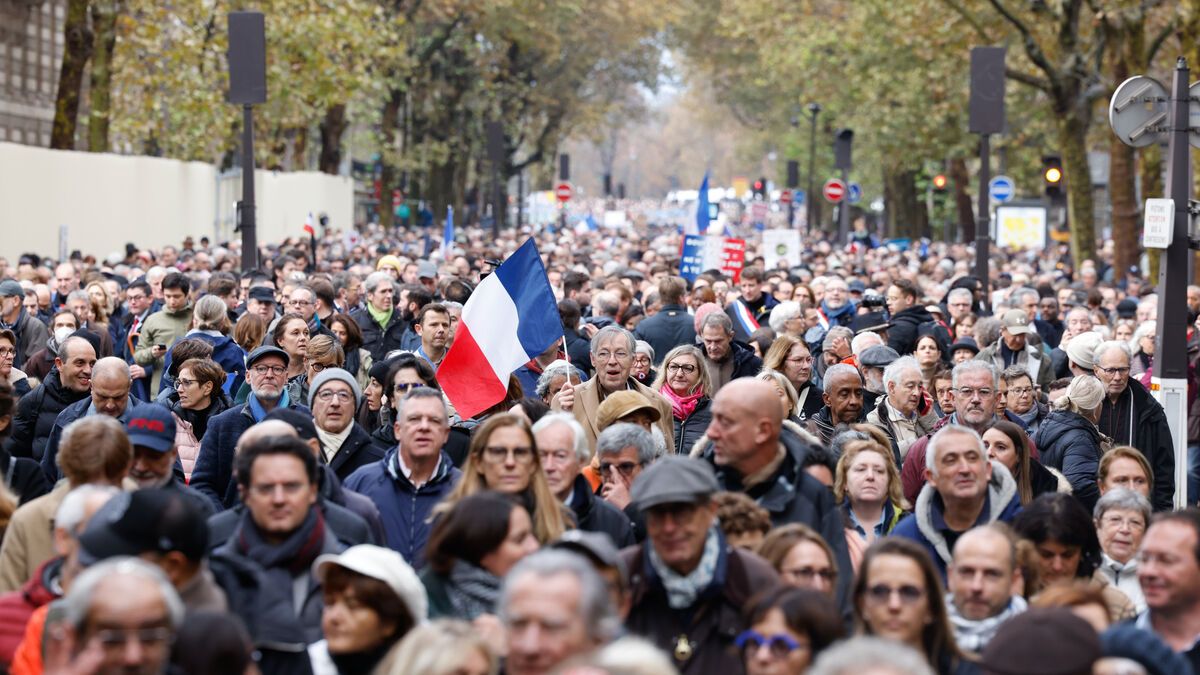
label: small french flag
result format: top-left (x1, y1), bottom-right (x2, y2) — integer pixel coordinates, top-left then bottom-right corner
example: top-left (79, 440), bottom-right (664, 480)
top-left (730, 299), bottom-right (759, 336)
top-left (440, 206), bottom-right (454, 259)
top-left (302, 212), bottom-right (315, 237)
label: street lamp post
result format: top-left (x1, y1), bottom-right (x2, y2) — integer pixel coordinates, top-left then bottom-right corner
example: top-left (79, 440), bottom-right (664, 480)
top-left (806, 103), bottom-right (821, 234)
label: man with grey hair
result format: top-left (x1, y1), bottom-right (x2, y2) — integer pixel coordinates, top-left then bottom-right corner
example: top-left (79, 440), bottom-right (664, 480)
top-left (594, 422), bottom-right (657, 517)
top-left (809, 637), bottom-right (935, 675)
top-left (697, 312), bottom-right (761, 392)
top-left (866, 356), bottom-right (938, 463)
top-left (946, 287), bottom-right (974, 328)
top-left (351, 270), bottom-right (406, 360)
top-left (49, 557), bottom-right (183, 675)
top-left (552, 325), bottom-right (673, 452)
top-left (589, 290), bottom-right (621, 327)
top-left (501, 549), bottom-right (619, 675)
top-left (534, 413), bottom-right (634, 546)
top-left (805, 362), bottom-right (865, 445)
top-left (892, 425), bottom-right (1021, 577)
top-left (41, 356), bottom-right (137, 482)
top-left (1094, 339), bottom-right (1174, 511)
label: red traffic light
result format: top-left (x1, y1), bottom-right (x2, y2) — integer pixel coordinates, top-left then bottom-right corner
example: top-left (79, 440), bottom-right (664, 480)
top-left (753, 180), bottom-right (764, 190)
top-left (932, 174), bottom-right (948, 190)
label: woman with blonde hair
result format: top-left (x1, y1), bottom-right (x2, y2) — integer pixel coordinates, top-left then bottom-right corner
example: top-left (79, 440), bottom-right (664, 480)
top-left (438, 413), bottom-right (568, 543)
top-left (651, 344), bottom-right (712, 454)
top-left (834, 439), bottom-right (908, 571)
top-left (1032, 375), bottom-right (1108, 511)
top-left (757, 370), bottom-right (799, 422)
top-left (376, 619), bottom-right (497, 675)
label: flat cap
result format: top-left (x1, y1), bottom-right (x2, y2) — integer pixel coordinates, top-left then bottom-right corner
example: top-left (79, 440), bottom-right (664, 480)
top-left (859, 345), bottom-right (900, 368)
top-left (0, 280), bottom-right (23, 298)
top-left (981, 607), bottom-right (1099, 675)
top-left (631, 456), bottom-right (719, 511)
top-left (246, 344), bottom-right (289, 368)
top-left (247, 286), bottom-right (277, 303)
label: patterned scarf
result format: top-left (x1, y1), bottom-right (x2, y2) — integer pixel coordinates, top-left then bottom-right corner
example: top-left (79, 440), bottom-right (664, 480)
top-left (659, 383), bottom-right (704, 421)
top-left (447, 560), bottom-right (501, 620)
top-left (647, 526), bottom-right (721, 609)
top-left (236, 507), bottom-right (326, 579)
top-left (946, 594), bottom-right (1027, 654)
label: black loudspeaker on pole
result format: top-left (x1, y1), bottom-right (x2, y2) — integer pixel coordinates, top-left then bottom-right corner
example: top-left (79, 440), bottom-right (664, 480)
top-left (969, 46), bottom-right (1006, 312)
top-left (228, 12), bottom-right (266, 272)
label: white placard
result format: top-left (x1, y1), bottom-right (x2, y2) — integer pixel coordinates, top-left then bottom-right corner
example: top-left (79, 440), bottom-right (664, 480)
top-left (762, 229), bottom-right (802, 270)
top-left (603, 210), bottom-right (627, 229)
top-left (1143, 198), bottom-right (1175, 249)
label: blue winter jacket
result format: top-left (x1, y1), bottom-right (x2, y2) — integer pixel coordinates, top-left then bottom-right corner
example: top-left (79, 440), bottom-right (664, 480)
top-left (162, 331), bottom-right (247, 396)
top-left (342, 448), bottom-right (461, 568)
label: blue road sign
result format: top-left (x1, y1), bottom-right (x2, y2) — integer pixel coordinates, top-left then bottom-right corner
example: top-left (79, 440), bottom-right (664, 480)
top-left (847, 183), bottom-right (862, 204)
top-left (793, 189), bottom-right (806, 205)
top-left (989, 175), bottom-right (1015, 203)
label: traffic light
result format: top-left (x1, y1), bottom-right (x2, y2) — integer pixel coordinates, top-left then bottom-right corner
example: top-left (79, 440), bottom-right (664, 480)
top-left (932, 174), bottom-right (948, 193)
top-left (1042, 155), bottom-right (1063, 198)
top-left (753, 177), bottom-right (766, 199)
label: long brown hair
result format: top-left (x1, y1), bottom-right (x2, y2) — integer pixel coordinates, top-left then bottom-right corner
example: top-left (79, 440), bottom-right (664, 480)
top-left (854, 538), bottom-right (966, 669)
top-left (439, 413), bottom-right (567, 543)
top-left (985, 420), bottom-right (1033, 505)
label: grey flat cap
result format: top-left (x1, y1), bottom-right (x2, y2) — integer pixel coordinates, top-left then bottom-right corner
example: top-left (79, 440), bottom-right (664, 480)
top-left (859, 345), bottom-right (900, 368)
top-left (630, 456), bottom-right (719, 511)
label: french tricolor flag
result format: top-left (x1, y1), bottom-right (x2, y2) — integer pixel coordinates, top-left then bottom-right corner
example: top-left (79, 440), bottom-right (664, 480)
top-left (437, 238), bottom-right (560, 419)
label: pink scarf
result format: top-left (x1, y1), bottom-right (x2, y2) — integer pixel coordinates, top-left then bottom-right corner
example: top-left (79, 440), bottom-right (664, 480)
top-left (660, 383), bottom-right (704, 420)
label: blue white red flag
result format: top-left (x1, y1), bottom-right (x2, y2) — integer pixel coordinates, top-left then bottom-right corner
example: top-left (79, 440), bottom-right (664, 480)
top-left (729, 298), bottom-right (759, 336)
top-left (302, 212), bottom-right (315, 237)
top-left (437, 238), bottom-right (560, 418)
top-left (440, 206), bottom-right (454, 259)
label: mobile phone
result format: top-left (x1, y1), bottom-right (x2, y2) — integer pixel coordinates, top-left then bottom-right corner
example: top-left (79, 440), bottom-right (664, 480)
top-left (156, 344), bottom-right (166, 350)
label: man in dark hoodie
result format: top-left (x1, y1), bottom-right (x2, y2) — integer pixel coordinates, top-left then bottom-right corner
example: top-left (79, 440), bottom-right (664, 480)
top-left (886, 279), bottom-right (935, 356)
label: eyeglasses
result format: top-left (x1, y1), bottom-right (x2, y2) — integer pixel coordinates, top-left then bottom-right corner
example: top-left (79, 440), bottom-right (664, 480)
top-left (1096, 366), bottom-right (1131, 377)
top-left (0, 348), bottom-right (14, 358)
top-left (865, 584), bottom-right (925, 605)
top-left (483, 446), bottom-right (534, 464)
top-left (595, 350), bottom-right (631, 362)
top-left (786, 355), bottom-right (815, 365)
top-left (599, 461), bottom-right (642, 476)
top-left (781, 566), bottom-right (837, 583)
top-left (666, 363), bottom-right (697, 374)
top-left (955, 387), bottom-right (993, 398)
top-left (251, 364), bottom-right (286, 376)
top-left (310, 362), bottom-right (336, 373)
top-left (1008, 386), bottom-right (1033, 396)
top-left (175, 377), bottom-right (197, 388)
top-left (287, 299), bottom-right (313, 306)
top-left (94, 626), bottom-right (173, 651)
top-left (316, 389), bottom-right (353, 403)
top-left (735, 631), bottom-right (806, 659)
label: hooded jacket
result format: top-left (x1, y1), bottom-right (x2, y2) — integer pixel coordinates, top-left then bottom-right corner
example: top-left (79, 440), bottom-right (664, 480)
top-left (6, 368), bottom-right (89, 462)
top-left (891, 460), bottom-right (1022, 578)
top-left (887, 305), bottom-right (936, 356)
top-left (1034, 409), bottom-right (1105, 511)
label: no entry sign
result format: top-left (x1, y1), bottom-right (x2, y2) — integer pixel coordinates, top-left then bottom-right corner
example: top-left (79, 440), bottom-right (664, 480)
top-left (823, 179), bottom-right (847, 203)
top-left (555, 183), bottom-right (573, 202)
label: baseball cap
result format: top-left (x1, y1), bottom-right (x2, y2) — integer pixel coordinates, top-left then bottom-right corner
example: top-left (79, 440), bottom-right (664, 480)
top-left (78, 488), bottom-right (209, 565)
top-left (247, 286), bottom-right (276, 304)
top-left (630, 456), bottom-right (719, 511)
top-left (0, 280), bottom-right (23, 298)
top-left (314, 545), bottom-right (428, 622)
top-left (596, 390), bottom-right (661, 430)
top-left (1116, 298), bottom-right (1138, 319)
top-left (246, 345), bottom-right (289, 368)
top-left (417, 260), bottom-right (438, 279)
top-left (1000, 309), bottom-right (1032, 335)
top-left (125, 404), bottom-right (177, 453)
top-left (847, 279), bottom-right (866, 293)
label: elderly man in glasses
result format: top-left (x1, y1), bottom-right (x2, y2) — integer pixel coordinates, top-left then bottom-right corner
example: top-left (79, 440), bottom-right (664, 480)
top-left (190, 346), bottom-right (312, 512)
top-left (1094, 340), bottom-right (1175, 512)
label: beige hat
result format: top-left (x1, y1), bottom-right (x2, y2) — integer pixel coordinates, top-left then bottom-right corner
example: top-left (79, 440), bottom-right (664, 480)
top-left (1000, 309), bottom-right (1033, 335)
top-left (597, 390), bottom-right (661, 430)
top-left (1065, 331), bottom-right (1102, 371)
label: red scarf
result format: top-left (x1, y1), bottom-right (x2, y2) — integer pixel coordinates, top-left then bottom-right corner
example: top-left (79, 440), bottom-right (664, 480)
top-left (660, 383), bottom-right (704, 420)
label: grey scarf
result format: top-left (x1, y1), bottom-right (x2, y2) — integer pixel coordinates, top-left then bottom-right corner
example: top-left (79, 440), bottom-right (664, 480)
top-left (647, 526), bottom-right (721, 609)
top-left (447, 560), bottom-right (501, 620)
top-left (946, 594), bottom-right (1027, 654)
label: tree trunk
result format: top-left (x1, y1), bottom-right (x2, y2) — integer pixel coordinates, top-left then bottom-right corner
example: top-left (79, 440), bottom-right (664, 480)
top-left (378, 90), bottom-right (403, 229)
top-left (883, 167), bottom-right (925, 240)
top-left (87, 0), bottom-right (119, 152)
top-left (1058, 112), bottom-right (1097, 266)
top-left (51, 0), bottom-right (94, 149)
top-left (1108, 45), bottom-right (1139, 284)
top-left (318, 104), bottom-right (348, 175)
top-left (949, 156), bottom-right (974, 243)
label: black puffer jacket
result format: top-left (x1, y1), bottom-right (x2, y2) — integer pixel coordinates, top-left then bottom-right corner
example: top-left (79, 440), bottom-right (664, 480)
top-left (1034, 409), bottom-right (1104, 511)
top-left (672, 397), bottom-right (712, 455)
top-left (5, 369), bottom-right (89, 461)
top-left (886, 305), bottom-right (935, 356)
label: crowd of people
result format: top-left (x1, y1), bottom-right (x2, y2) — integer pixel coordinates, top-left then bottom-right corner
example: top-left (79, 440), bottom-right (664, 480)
top-left (0, 220), bottom-right (1191, 674)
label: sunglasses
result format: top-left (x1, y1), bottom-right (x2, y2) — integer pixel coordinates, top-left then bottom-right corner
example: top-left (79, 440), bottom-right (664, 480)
top-left (735, 631), bottom-right (806, 659)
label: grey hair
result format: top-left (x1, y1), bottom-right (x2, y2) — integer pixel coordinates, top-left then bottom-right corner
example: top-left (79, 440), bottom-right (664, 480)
top-left (822, 363), bottom-right (861, 394)
top-left (1129, 321), bottom-right (1156, 355)
top-left (531, 412), bottom-right (590, 463)
top-left (500, 549), bottom-right (620, 644)
top-left (925, 424), bottom-right (984, 475)
top-left (882, 356), bottom-right (922, 390)
top-left (947, 287), bottom-right (972, 304)
top-left (193, 294), bottom-right (228, 331)
top-left (596, 422), bottom-right (657, 464)
top-left (591, 291), bottom-right (621, 318)
top-left (1095, 339), bottom-right (1133, 364)
top-left (809, 636), bottom-right (935, 675)
top-left (1093, 487), bottom-right (1152, 523)
top-left (768, 301), bottom-right (803, 333)
top-left (395, 386), bottom-right (448, 423)
top-left (535, 360), bottom-right (576, 398)
top-left (363, 271), bottom-right (394, 294)
top-left (951, 359), bottom-right (998, 390)
top-left (699, 311), bottom-right (733, 336)
top-left (62, 557), bottom-right (185, 631)
top-left (1008, 287), bottom-right (1038, 308)
top-left (634, 340), bottom-right (654, 361)
top-left (55, 484), bottom-right (120, 535)
top-left (590, 325), bottom-right (635, 356)
top-left (442, 301), bottom-right (463, 313)
top-left (850, 331), bottom-right (882, 355)
top-left (822, 326), bottom-right (853, 352)
top-left (66, 289), bottom-right (91, 305)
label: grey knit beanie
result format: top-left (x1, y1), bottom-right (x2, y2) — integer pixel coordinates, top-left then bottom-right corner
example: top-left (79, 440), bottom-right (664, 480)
top-left (308, 368), bottom-right (362, 409)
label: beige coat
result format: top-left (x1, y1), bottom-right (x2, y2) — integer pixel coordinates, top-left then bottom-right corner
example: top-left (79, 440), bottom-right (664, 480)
top-left (0, 482), bottom-right (69, 593)
top-left (572, 377), bottom-right (674, 455)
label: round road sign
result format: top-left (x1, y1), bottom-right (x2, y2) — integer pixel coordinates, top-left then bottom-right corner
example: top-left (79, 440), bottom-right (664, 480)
top-left (780, 189), bottom-right (793, 204)
top-left (555, 183), bottom-right (572, 202)
top-left (989, 175), bottom-right (1015, 202)
top-left (823, 179), bottom-right (846, 203)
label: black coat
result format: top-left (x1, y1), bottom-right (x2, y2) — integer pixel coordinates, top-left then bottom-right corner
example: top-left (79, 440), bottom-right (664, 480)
top-left (1034, 409), bottom-right (1104, 511)
top-left (6, 368), bottom-right (89, 462)
top-left (324, 422), bottom-right (387, 482)
top-left (1103, 382), bottom-right (1176, 512)
top-left (886, 305), bottom-right (936, 356)
top-left (634, 304), bottom-right (697, 366)
top-left (567, 474), bottom-right (635, 548)
top-left (351, 307), bottom-right (408, 362)
top-left (209, 551), bottom-right (316, 675)
top-left (672, 396), bottom-right (712, 455)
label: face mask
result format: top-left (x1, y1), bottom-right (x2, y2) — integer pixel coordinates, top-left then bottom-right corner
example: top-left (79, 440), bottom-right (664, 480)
top-left (54, 327), bottom-right (74, 343)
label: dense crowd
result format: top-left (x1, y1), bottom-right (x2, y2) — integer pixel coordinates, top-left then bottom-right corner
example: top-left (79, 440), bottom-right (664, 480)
top-left (0, 221), bottom-right (1192, 675)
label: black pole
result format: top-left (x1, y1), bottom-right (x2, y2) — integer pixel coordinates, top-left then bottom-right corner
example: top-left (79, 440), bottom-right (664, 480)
top-left (975, 134), bottom-right (990, 313)
top-left (838, 166), bottom-right (850, 244)
top-left (806, 104), bottom-right (820, 234)
top-left (1157, 57), bottom-right (1190, 381)
top-left (517, 170), bottom-right (524, 230)
top-left (241, 104), bottom-right (257, 271)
